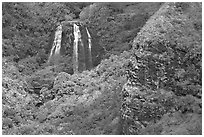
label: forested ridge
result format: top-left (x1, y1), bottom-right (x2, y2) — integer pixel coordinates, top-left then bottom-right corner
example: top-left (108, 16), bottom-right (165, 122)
top-left (2, 2), bottom-right (202, 135)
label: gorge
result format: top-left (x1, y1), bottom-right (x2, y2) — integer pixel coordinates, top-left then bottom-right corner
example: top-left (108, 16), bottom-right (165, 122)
top-left (2, 2), bottom-right (202, 135)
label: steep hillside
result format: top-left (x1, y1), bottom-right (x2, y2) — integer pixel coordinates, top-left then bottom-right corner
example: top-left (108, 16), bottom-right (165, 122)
top-left (83, 2), bottom-right (163, 59)
top-left (121, 2), bottom-right (202, 134)
top-left (2, 2), bottom-right (202, 135)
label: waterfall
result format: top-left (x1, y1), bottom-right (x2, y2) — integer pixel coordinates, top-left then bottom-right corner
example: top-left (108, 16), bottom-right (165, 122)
top-left (48, 24), bottom-right (62, 64)
top-left (73, 23), bottom-right (80, 73)
top-left (73, 23), bottom-right (86, 73)
top-left (78, 25), bottom-right (86, 72)
top-left (85, 27), bottom-right (93, 69)
top-left (47, 21), bottom-right (95, 73)
top-left (54, 24), bottom-right (62, 55)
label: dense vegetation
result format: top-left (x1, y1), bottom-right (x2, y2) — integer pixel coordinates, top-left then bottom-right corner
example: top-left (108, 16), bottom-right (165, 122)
top-left (2, 2), bottom-right (202, 135)
top-left (121, 2), bottom-right (202, 134)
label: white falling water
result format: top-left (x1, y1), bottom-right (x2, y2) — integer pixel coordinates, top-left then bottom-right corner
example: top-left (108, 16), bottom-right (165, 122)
top-left (48, 24), bottom-right (62, 63)
top-left (73, 23), bottom-right (80, 73)
top-left (48, 22), bottom-right (93, 72)
top-left (85, 27), bottom-right (93, 69)
top-left (79, 25), bottom-right (86, 72)
top-left (54, 24), bottom-right (62, 55)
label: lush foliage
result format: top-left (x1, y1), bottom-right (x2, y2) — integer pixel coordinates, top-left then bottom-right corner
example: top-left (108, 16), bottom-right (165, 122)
top-left (2, 2), bottom-right (91, 60)
top-left (2, 2), bottom-right (161, 72)
top-left (132, 2), bottom-right (202, 96)
top-left (121, 2), bottom-right (202, 134)
top-left (80, 2), bottom-right (163, 59)
top-left (2, 2), bottom-right (202, 135)
top-left (2, 51), bottom-right (130, 134)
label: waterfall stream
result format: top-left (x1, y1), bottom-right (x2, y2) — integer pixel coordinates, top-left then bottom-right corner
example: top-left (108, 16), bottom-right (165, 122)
top-left (48, 24), bottom-right (62, 63)
top-left (73, 23), bottom-right (87, 73)
top-left (73, 23), bottom-right (80, 73)
top-left (85, 27), bottom-right (93, 69)
top-left (54, 24), bottom-right (62, 55)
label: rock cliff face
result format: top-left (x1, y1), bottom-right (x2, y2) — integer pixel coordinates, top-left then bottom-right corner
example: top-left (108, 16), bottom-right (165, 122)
top-left (121, 2), bottom-right (202, 134)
